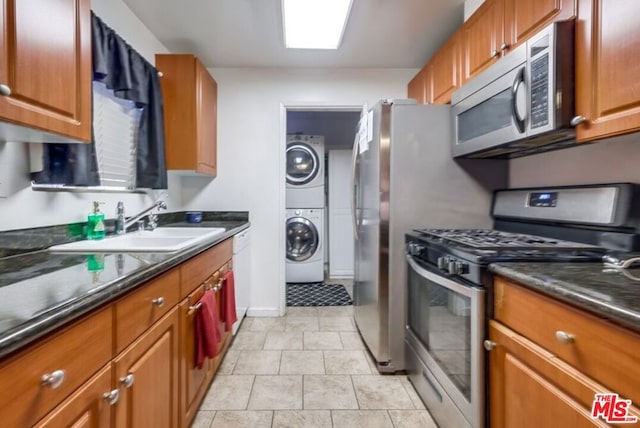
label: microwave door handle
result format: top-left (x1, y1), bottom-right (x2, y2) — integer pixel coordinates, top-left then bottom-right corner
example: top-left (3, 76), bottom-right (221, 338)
top-left (511, 67), bottom-right (526, 133)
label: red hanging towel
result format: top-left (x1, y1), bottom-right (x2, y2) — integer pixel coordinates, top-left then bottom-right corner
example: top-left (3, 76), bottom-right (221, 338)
top-left (220, 270), bottom-right (238, 331)
top-left (194, 290), bottom-right (221, 369)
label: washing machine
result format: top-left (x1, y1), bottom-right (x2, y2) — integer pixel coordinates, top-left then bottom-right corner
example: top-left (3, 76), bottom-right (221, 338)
top-left (285, 208), bottom-right (324, 283)
top-left (286, 135), bottom-right (324, 208)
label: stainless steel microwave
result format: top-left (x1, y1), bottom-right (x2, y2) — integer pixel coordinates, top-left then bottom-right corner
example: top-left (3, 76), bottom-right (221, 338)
top-left (451, 21), bottom-right (577, 159)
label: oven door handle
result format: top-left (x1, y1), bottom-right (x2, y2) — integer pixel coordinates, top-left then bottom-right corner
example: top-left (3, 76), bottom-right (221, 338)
top-left (406, 255), bottom-right (483, 299)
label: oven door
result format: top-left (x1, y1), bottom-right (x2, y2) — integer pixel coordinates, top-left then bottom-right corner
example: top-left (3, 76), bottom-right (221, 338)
top-left (405, 254), bottom-right (485, 428)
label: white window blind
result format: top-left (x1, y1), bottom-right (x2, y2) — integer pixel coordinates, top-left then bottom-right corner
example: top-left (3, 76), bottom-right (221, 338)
top-left (92, 81), bottom-right (141, 188)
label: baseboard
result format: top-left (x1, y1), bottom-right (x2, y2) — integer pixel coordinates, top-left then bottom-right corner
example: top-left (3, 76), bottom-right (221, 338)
top-left (246, 308), bottom-right (281, 317)
top-left (328, 275), bottom-right (354, 280)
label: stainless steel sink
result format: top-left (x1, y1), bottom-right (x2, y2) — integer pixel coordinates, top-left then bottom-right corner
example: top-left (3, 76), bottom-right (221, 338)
top-left (48, 227), bottom-right (226, 253)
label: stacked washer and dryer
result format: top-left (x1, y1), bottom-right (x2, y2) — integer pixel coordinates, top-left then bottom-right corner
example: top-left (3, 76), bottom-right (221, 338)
top-left (285, 135), bottom-right (325, 283)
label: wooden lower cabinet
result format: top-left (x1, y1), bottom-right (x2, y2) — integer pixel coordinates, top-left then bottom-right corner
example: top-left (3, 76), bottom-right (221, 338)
top-left (0, 239), bottom-right (236, 428)
top-left (114, 307), bottom-right (180, 428)
top-left (180, 285), bottom-right (212, 427)
top-left (489, 278), bottom-right (640, 427)
top-left (180, 260), bottom-right (234, 428)
top-left (34, 365), bottom-right (114, 428)
top-left (489, 321), bottom-right (618, 428)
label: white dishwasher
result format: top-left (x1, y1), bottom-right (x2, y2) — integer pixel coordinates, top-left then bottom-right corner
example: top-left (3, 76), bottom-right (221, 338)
top-left (232, 227), bottom-right (251, 335)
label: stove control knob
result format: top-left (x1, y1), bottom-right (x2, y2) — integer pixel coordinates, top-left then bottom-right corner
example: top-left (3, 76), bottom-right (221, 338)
top-left (447, 260), bottom-right (459, 275)
top-left (437, 257), bottom-right (447, 270)
top-left (447, 260), bottom-right (468, 275)
top-left (407, 242), bottom-right (424, 256)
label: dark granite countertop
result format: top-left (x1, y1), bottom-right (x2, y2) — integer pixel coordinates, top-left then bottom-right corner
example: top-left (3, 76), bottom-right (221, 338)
top-left (489, 262), bottom-right (640, 332)
top-left (0, 211), bottom-right (249, 359)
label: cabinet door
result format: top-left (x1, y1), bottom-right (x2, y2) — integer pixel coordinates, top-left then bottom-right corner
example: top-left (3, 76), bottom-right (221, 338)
top-left (462, 0), bottom-right (504, 81)
top-left (575, 0), bottom-right (640, 142)
top-left (180, 286), bottom-right (212, 428)
top-left (488, 321), bottom-right (639, 428)
top-left (407, 65), bottom-right (430, 104)
top-left (196, 61), bottom-right (217, 175)
top-left (504, 0), bottom-right (576, 51)
top-left (431, 31), bottom-right (463, 104)
top-left (114, 308), bottom-right (179, 428)
top-left (0, 0), bottom-right (91, 142)
top-left (34, 365), bottom-right (114, 428)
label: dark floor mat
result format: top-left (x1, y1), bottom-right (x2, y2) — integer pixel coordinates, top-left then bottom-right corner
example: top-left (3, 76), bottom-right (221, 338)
top-left (286, 282), bottom-right (353, 306)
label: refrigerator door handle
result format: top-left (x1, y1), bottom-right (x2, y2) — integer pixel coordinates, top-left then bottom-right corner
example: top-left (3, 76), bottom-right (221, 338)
top-left (350, 132), bottom-right (360, 240)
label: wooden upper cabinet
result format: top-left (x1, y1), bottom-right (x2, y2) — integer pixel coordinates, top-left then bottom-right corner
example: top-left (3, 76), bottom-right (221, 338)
top-left (156, 54), bottom-right (218, 176)
top-left (431, 30), bottom-right (463, 104)
top-left (0, 0), bottom-right (92, 142)
top-left (575, 0), bottom-right (640, 142)
top-left (407, 65), bottom-right (431, 104)
top-left (462, 0), bottom-right (504, 81)
top-left (504, 0), bottom-right (576, 51)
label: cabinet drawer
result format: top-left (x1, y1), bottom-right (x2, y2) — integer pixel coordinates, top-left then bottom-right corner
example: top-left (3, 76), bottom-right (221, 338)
top-left (181, 239), bottom-right (233, 297)
top-left (494, 276), bottom-right (640, 405)
top-left (0, 308), bottom-right (113, 428)
top-left (115, 268), bottom-right (180, 353)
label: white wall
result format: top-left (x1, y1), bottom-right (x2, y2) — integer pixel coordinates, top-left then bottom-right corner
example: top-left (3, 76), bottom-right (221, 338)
top-left (180, 68), bottom-right (417, 316)
top-left (0, 0), bottom-right (178, 231)
top-left (464, 0), bottom-right (485, 21)
top-left (509, 133), bottom-right (640, 188)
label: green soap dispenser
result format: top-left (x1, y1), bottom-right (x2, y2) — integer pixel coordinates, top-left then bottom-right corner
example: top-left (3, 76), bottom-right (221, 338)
top-left (87, 201), bottom-right (106, 240)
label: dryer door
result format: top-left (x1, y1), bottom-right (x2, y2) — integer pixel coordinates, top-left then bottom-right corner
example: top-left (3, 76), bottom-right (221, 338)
top-left (286, 216), bottom-right (319, 261)
top-left (286, 143), bottom-right (320, 185)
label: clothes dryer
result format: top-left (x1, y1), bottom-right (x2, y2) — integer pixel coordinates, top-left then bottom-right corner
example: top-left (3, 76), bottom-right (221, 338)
top-left (286, 135), bottom-right (324, 208)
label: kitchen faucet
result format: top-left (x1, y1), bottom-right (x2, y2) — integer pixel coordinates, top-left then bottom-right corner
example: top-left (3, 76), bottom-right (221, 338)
top-left (115, 199), bottom-right (167, 234)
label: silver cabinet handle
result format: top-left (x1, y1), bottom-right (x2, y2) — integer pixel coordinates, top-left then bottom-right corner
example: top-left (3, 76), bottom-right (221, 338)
top-left (0, 84), bottom-right (10, 96)
top-left (570, 115), bottom-right (587, 127)
top-left (483, 340), bottom-right (497, 351)
top-left (103, 389), bottom-right (120, 405)
top-left (119, 373), bottom-right (135, 388)
top-left (41, 369), bottom-right (65, 389)
top-left (491, 50), bottom-right (500, 58)
top-left (500, 42), bottom-right (509, 51)
top-left (555, 331), bottom-right (575, 345)
top-left (152, 297), bottom-right (165, 307)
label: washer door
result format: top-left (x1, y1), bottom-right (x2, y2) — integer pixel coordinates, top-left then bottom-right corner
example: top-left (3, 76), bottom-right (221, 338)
top-left (286, 216), bottom-right (319, 261)
top-left (286, 143), bottom-right (319, 185)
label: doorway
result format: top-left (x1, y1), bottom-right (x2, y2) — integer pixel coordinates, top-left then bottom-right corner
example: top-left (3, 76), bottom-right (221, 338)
top-left (282, 106), bottom-right (361, 307)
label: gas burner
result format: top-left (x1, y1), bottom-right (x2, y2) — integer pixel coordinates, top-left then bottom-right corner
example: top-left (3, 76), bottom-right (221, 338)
top-left (413, 228), bottom-right (603, 252)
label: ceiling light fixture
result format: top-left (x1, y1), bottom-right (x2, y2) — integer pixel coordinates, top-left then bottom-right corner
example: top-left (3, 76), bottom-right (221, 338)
top-left (282, 0), bottom-right (353, 49)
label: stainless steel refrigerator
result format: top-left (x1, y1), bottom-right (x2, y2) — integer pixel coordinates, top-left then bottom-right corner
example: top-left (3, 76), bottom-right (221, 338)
top-left (352, 99), bottom-right (506, 373)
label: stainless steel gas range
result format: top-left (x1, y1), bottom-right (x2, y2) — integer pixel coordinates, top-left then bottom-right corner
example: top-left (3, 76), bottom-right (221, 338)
top-left (404, 183), bottom-right (640, 428)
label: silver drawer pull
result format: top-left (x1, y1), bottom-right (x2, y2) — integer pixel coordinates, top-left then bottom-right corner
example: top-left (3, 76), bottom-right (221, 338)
top-left (213, 277), bottom-right (225, 292)
top-left (483, 340), bottom-right (497, 351)
top-left (555, 331), bottom-right (575, 345)
top-left (41, 369), bottom-right (65, 389)
top-left (188, 302), bottom-right (202, 314)
top-left (152, 297), bottom-right (165, 307)
top-left (103, 389), bottom-right (120, 405)
top-left (0, 84), bottom-right (11, 96)
top-left (120, 373), bottom-right (135, 388)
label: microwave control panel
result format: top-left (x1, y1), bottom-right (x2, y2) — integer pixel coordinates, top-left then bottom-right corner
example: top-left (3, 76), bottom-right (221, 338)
top-left (530, 53), bottom-right (549, 129)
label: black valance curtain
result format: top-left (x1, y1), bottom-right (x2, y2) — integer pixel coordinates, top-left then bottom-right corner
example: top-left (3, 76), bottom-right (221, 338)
top-left (33, 12), bottom-right (167, 189)
top-left (91, 12), bottom-right (167, 189)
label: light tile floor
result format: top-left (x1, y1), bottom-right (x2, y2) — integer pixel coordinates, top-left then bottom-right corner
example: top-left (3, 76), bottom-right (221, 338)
top-left (193, 305), bottom-right (438, 428)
